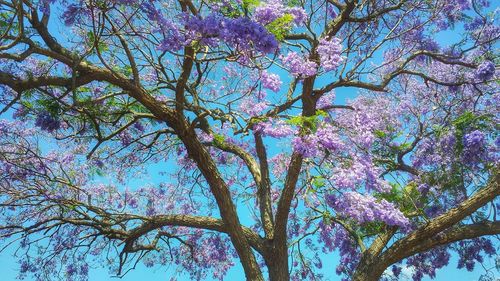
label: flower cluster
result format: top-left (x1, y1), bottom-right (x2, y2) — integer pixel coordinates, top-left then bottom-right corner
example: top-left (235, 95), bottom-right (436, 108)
top-left (260, 70), bottom-right (282, 92)
top-left (331, 157), bottom-right (391, 192)
top-left (181, 14), bottom-right (278, 54)
top-left (239, 98), bottom-right (268, 117)
top-left (327, 192), bottom-right (409, 227)
top-left (35, 111), bottom-right (61, 132)
top-left (292, 134), bottom-right (321, 157)
top-left (253, 2), bottom-right (307, 25)
top-left (253, 119), bottom-right (295, 138)
top-left (281, 52), bottom-right (318, 77)
top-left (406, 247), bottom-right (451, 281)
top-left (292, 123), bottom-right (344, 157)
top-left (457, 238), bottom-right (496, 272)
top-left (475, 61), bottom-right (496, 81)
top-left (317, 91), bottom-right (336, 109)
top-left (462, 130), bottom-right (488, 165)
top-left (317, 38), bottom-right (343, 71)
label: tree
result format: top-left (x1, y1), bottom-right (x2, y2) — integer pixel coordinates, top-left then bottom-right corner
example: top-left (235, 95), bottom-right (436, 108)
top-left (0, 0), bottom-right (498, 280)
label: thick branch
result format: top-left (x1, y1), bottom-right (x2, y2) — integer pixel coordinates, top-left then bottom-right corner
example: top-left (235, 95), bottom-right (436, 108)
top-left (380, 173), bottom-right (499, 267)
top-left (254, 133), bottom-right (274, 239)
top-left (126, 214), bottom-right (266, 254)
top-left (274, 75), bottom-right (316, 252)
top-left (409, 221), bottom-right (500, 256)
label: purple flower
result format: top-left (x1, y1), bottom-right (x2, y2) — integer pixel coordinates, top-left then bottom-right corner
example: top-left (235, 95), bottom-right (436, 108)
top-left (292, 135), bottom-right (320, 157)
top-left (239, 98), bottom-right (268, 116)
top-left (475, 61), bottom-right (495, 81)
top-left (158, 13), bottom-right (279, 54)
top-left (35, 111), bottom-right (61, 132)
top-left (119, 131), bottom-right (133, 146)
top-left (62, 4), bottom-right (85, 26)
top-left (281, 52), bottom-right (317, 77)
top-left (66, 264), bottom-right (77, 276)
top-left (286, 7), bottom-right (307, 25)
top-left (463, 130), bottom-right (485, 147)
top-left (317, 38), bottom-right (343, 71)
top-left (462, 130), bottom-right (488, 165)
top-left (253, 3), bottom-right (307, 26)
top-left (317, 91), bottom-right (336, 109)
top-left (133, 122), bottom-right (145, 132)
top-left (316, 124), bottom-right (343, 151)
top-left (328, 192), bottom-right (409, 227)
top-left (392, 265), bottom-right (402, 277)
top-left (253, 119), bottom-right (294, 138)
top-left (260, 71), bottom-right (282, 92)
top-left (220, 17), bottom-right (278, 54)
top-left (253, 3), bottom-right (284, 25)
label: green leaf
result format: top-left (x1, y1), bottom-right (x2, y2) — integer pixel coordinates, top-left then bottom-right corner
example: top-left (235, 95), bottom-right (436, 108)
top-left (87, 31), bottom-right (109, 52)
top-left (266, 14), bottom-right (294, 41)
top-left (312, 176), bottom-right (325, 189)
top-left (213, 133), bottom-right (226, 145)
top-left (374, 130), bottom-right (386, 138)
top-left (37, 99), bottom-right (61, 116)
top-left (242, 0), bottom-right (260, 10)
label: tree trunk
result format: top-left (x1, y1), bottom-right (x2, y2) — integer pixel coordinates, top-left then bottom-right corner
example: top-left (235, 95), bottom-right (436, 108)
top-left (175, 124), bottom-right (264, 281)
top-left (352, 262), bottom-right (386, 281)
top-left (266, 251), bottom-right (290, 281)
top-left (352, 271), bottom-right (380, 281)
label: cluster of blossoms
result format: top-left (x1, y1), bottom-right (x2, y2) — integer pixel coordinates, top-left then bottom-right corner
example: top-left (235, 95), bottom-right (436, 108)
top-left (118, 131), bottom-right (133, 146)
top-left (412, 137), bottom-right (451, 169)
top-left (253, 2), bottom-right (307, 25)
top-left (183, 14), bottom-right (279, 54)
top-left (260, 70), bottom-right (282, 92)
top-left (281, 51), bottom-right (318, 77)
top-left (329, 227), bottom-right (360, 277)
top-left (330, 157), bottom-right (391, 192)
top-left (405, 247), bottom-right (451, 281)
top-left (475, 60), bottom-right (496, 81)
top-left (239, 98), bottom-right (268, 116)
top-left (253, 119), bottom-right (295, 138)
top-left (56, 0), bottom-right (282, 54)
top-left (281, 37), bottom-right (342, 77)
top-left (292, 123), bottom-right (344, 157)
top-left (327, 192), bottom-right (409, 227)
top-left (292, 134), bottom-right (321, 157)
top-left (166, 232), bottom-right (236, 280)
top-left (462, 130), bottom-right (489, 165)
top-left (436, 0), bottom-right (491, 30)
top-left (394, 237), bottom-right (496, 281)
top-left (317, 38), bottom-right (343, 71)
top-left (456, 238), bottom-right (496, 272)
top-left (34, 111), bottom-right (61, 132)
top-left (413, 128), bottom-right (498, 171)
top-left (317, 91), bottom-right (336, 109)
top-left (337, 96), bottom-right (400, 148)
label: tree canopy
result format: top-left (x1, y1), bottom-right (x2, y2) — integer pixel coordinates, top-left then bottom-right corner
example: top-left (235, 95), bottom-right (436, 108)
top-left (0, 0), bottom-right (499, 280)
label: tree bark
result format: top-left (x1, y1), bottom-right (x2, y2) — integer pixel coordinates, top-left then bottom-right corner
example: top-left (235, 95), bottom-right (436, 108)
top-left (352, 267), bottom-right (386, 281)
top-left (266, 245), bottom-right (290, 281)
